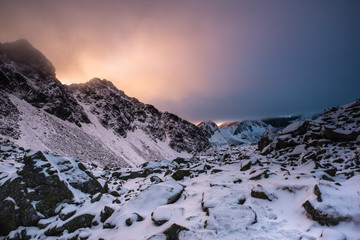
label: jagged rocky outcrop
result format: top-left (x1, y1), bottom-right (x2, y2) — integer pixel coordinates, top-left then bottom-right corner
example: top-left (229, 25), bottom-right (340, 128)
top-left (0, 40), bottom-right (210, 167)
top-left (69, 79), bottom-right (209, 153)
top-left (0, 144), bottom-right (104, 236)
top-left (0, 39), bottom-right (90, 127)
top-left (257, 99), bottom-right (360, 227)
top-left (258, 99), bottom-right (360, 155)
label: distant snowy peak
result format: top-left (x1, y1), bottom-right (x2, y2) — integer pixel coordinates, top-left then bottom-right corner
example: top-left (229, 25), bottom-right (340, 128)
top-left (233, 120), bottom-right (268, 135)
top-left (219, 121), bottom-right (241, 129)
top-left (199, 120), bottom-right (271, 146)
top-left (198, 121), bottom-right (219, 138)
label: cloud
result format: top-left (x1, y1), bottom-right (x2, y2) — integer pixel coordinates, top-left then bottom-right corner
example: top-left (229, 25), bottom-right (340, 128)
top-left (1, 0), bottom-right (360, 121)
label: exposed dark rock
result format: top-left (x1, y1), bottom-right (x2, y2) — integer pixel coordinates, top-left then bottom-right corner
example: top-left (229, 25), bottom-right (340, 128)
top-left (251, 185), bottom-right (273, 201)
top-left (173, 157), bottom-right (187, 165)
top-left (163, 223), bottom-right (189, 240)
top-left (314, 185), bottom-right (322, 202)
top-left (62, 214), bottom-right (95, 233)
top-left (100, 206), bottom-right (115, 223)
top-left (303, 201), bottom-right (350, 225)
top-left (324, 127), bottom-right (358, 142)
top-left (125, 213), bottom-right (144, 226)
top-left (103, 222), bottom-right (116, 229)
top-left (60, 210), bottom-right (77, 221)
top-left (150, 175), bottom-right (163, 183)
top-left (171, 170), bottom-right (191, 181)
top-left (240, 161), bottom-right (252, 171)
top-left (325, 168), bottom-right (337, 177)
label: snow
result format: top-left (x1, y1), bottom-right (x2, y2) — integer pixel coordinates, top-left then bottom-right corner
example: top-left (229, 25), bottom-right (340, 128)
top-left (9, 94), bottom-right (190, 168)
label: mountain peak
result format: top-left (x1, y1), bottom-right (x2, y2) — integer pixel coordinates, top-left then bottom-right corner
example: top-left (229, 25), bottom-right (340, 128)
top-left (70, 78), bottom-right (124, 95)
top-left (0, 39), bottom-right (55, 76)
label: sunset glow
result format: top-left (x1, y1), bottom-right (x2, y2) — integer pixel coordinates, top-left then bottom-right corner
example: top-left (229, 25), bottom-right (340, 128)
top-left (1, 0), bottom-right (359, 121)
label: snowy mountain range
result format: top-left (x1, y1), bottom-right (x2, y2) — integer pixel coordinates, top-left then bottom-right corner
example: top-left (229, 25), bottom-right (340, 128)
top-left (0, 98), bottom-right (359, 239)
top-left (0, 39), bottom-right (210, 168)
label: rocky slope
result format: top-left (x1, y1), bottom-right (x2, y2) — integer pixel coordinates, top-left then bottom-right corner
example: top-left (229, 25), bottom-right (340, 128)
top-left (1, 112), bottom-right (359, 240)
top-left (0, 40), bottom-right (209, 167)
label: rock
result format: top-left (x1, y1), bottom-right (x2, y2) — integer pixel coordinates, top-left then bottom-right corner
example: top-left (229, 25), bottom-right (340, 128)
top-left (0, 199), bottom-right (22, 236)
top-left (7, 228), bottom-right (32, 240)
top-left (45, 225), bottom-right (65, 236)
top-left (125, 213), bottom-right (144, 226)
top-left (303, 201), bottom-right (350, 225)
top-left (173, 157), bottom-right (187, 165)
top-left (109, 191), bottom-right (121, 197)
top-left (103, 222), bottom-right (116, 229)
top-left (62, 214), bottom-right (95, 233)
top-left (251, 185), bottom-right (274, 201)
top-left (150, 176), bottom-right (163, 183)
top-left (210, 169), bottom-right (222, 174)
top-left (206, 205), bottom-right (257, 231)
top-left (91, 193), bottom-right (102, 203)
top-left (163, 224), bottom-right (189, 240)
top-left (324, 127), bottom-right (358, 142)
top-left (258, 129), bottom-right (276, 151)
top-left (322, 175), bottom-right (334, 182)
top-left (147, 234), bottom-right (166, 240)
top-left (324, 168), bottom-right (337, 177)
top-left (100, 206), bottom-right (115, 223)
top-left (171, 170), bottom-right (191, 181)
top-left (151, 206), bottom-right (184, 226)
top-left (59, 210), bottom-right (76, 221)
top-left (240, 160), bottom-right (252, 171)
top-left (314, 185), bottom-right (322, 202)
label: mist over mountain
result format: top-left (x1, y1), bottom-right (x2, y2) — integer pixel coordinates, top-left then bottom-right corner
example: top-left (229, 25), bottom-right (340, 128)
top-left (0, 39), bottom-right (210, 167)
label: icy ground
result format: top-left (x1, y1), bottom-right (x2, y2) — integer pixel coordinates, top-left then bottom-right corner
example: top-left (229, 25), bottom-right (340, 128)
top-left (1, 143), bottom-right (359, 240)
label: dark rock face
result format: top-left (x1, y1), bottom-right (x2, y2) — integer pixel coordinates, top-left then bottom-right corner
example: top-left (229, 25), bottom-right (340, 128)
top-left (0, 93), bottom-right (20, 139)
top-left (0, 152), bottom-right (73, 235)
top-left (0, 40), bottom-right (90, 127)
top-left (258, 129), bottom-right (276, 152)
top-left (69, 78), bottom-right (210, 153)
top-left (303, 201), bottom-right (350, 226)
top-left (171, 169), bottom-right (191, 181)
top-left (258, 99), bottom-right (360, 156)
top-left (125, 213), bottom-right (144, 226)
top-left (163, 224), bottom-right (189, 240)
top-left (62, 214), bottom-right (95, 233)
top-left (100, 206), bottom-right (115, 223)
top-left (0, 147), bottom-right (106, 236)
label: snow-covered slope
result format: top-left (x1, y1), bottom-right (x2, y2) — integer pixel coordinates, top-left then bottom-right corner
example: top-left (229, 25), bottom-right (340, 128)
top-left (1, 125), bottom-right (359, 239)
top-left (0, 40), bottom-right (210, 167)
top-left (199, 120), bottom-right (271, 146)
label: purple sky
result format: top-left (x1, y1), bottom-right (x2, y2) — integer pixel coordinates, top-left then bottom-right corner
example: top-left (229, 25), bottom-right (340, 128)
top-left (1, 0), bottom-right (360, 122)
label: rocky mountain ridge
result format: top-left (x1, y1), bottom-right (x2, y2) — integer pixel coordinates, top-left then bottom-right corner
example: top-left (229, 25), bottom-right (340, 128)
top-left (0, 40), bottom-right (210, 167)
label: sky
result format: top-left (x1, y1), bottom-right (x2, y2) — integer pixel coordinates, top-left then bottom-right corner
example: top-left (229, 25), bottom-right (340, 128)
top-left (1, 0), bottom-right (360, 122)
